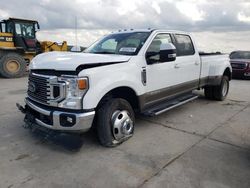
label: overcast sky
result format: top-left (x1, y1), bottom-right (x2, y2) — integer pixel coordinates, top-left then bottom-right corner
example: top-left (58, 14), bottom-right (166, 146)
top-left (1, 0), bottom-right (250, 52)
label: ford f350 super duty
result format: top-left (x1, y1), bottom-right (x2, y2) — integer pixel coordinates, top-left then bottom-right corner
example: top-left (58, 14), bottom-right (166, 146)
top-left (17, 29), bottom-right (232, 147)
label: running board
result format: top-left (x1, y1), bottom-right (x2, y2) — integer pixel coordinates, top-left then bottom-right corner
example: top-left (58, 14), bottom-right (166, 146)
top-left (143, 94), bottom-right (198, 116)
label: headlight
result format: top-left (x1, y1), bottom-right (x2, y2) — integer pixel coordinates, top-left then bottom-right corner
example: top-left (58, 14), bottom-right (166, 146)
top-left (58, 75), bottom-right (89, 109)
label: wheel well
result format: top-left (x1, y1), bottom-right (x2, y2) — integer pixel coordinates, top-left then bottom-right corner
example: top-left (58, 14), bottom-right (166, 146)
top-left (223, 67), bottom-right (232, 80)
top-left (98, 87), bottom-right (139, 111)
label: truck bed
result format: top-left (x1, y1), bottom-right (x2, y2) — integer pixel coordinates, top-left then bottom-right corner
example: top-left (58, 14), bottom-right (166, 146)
top-left (200, 54), bottom-right (230, 81)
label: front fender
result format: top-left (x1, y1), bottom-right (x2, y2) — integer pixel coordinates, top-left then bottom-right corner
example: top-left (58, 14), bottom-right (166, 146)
top-left (79, 62), bottom-right (144, 110)
top-left (84, 81), bottom-right (140, 109)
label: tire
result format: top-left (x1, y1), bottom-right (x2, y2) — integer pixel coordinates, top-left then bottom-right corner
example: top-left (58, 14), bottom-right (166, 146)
top-left (213, 76), bottom-right (229, 101)
top-left (204, 86), bottom-right (215, 100)
top-left (0, 53), bottom-right (26, 78)
top-left (96, 98), bottom-right (135, 147)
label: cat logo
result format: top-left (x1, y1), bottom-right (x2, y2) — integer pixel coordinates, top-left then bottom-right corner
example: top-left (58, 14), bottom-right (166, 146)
top-left (5, 37), bottom-right (13, 42)
top-left (0, 36), bottom-right (13, 42)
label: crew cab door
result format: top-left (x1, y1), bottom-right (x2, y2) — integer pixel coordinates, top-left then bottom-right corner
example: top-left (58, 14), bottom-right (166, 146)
top-left (172, 34), bottom-right (200, 89)
top-left (143, 33), bottom-right (200, 108)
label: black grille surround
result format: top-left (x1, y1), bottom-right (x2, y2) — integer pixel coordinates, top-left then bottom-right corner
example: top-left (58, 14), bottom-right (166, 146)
top-left (26, 104), bottom-right (53, 125)
top-left (28, 73), bottom-right (50, 105)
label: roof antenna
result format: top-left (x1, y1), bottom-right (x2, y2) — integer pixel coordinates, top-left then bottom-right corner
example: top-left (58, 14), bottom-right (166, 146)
top-left (75, 16), bottom-right (78, 49)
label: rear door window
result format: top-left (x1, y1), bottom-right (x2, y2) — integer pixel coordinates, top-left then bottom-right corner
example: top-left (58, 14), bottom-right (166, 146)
top-left (174, 34), bottom-right (195, 56)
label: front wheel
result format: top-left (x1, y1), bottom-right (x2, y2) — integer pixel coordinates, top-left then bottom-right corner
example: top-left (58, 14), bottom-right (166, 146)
top-left (96, 98), bottom-right (135, 147)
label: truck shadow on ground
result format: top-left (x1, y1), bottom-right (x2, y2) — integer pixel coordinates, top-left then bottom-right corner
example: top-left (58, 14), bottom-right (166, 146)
top-left (28, 127), bottom-right (100, 153)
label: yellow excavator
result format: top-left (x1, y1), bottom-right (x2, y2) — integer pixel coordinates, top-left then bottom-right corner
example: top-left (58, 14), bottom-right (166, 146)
top-left (0, 18), bottom-right (68, 78)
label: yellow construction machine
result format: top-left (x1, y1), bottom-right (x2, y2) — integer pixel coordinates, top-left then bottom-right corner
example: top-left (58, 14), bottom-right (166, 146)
top-left (0, 18), bottom-right (68, 78)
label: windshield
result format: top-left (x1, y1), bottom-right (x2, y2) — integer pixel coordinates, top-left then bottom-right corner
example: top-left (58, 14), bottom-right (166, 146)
top-left (85, 32), bottom-right (150, 55)
top-left (15, 22), bottom-right (35, 38)
top-left (230, 51), bottom-right (250, 59)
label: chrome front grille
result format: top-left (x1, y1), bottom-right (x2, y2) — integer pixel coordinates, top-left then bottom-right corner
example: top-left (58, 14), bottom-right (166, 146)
top-left (27, 73), bottom-right (66, 106)
top-left (230, 62), bottom-right (247, 70)
top-left (28, 73), bottom-right (50, 104)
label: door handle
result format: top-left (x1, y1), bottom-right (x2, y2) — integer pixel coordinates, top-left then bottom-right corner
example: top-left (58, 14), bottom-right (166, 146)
top-left (195, 61), bottom-right (200, 65)
top-left (174, 64), bottom-right (180, 69)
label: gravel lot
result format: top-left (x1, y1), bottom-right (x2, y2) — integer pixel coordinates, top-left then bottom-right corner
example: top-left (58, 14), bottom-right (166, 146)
top-left (0, 77), bottom-right (250, 188)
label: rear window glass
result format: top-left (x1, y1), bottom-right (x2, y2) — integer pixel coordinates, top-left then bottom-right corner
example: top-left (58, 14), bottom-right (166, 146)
top-left (174, 34), bottom-right (195, 56)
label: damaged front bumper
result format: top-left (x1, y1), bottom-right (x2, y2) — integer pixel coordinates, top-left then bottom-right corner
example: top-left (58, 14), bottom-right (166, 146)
top-left (17, 98), bottom-right (96, 150)
top-left (17, 98), bottom-right (95, 132)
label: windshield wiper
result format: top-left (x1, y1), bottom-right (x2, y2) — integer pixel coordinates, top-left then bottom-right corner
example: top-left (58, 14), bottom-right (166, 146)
top-left (92, 51), bottom-right (115, 54)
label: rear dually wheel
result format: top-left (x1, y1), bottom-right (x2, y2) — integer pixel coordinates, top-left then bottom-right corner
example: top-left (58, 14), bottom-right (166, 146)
top-left (204, 76), bottom-right (229, 101)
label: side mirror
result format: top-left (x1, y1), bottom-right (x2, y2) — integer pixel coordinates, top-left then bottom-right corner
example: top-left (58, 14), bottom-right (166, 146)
top-left (159, 43), bottom-right (177, 62)
top-left (35, 22), bottom-right (40, 32)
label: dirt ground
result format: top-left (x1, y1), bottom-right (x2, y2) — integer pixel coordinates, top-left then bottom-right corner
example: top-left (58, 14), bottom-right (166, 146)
top-left (0, 77), bottom-right (249, 188)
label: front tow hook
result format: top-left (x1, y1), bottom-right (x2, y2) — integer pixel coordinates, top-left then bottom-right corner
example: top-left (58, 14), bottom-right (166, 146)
top-left (16, 103), bottom-right (26, 114)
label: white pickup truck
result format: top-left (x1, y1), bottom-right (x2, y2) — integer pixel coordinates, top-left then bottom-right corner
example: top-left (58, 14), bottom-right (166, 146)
top-left (17, 29), bottom-right (232, 147)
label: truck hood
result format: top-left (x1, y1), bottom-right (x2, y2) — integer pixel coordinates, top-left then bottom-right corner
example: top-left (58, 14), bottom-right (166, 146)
top-left (30, 52), bottom-right (131, 71)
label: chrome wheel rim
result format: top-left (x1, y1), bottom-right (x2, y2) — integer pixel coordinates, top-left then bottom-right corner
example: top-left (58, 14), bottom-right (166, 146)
top-left (222, 80), bottom-right (228, 97)
top-left (111, 110), bottom-right (134, 141)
